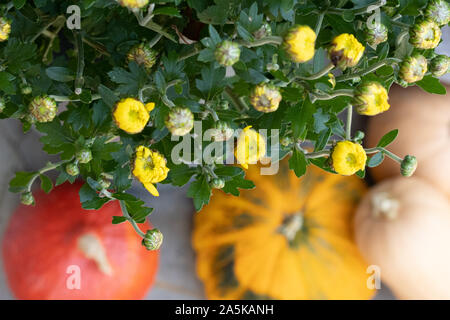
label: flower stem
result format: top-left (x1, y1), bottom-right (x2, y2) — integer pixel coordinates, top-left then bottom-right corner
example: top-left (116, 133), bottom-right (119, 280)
top-left (336, 58), bottom-right (401, 82)
top-left (365, 147), bottom-right (403, 163)
top-left (238, 36), bottom-right (283, 48)
top-left (304, 150), bottom-right (331, 159)
top-left (49, 94), bottom-right (101, 102)
top-left (315, 12), bottom-right (325, 36)
top-left (119, 200), bottom-right (146, 238)
top-left (311, 89), bottom-right (354, 101)
top-left (297, 62), bottom-right (335, 80)
top-left (224, 87), bottom-right (248, 112)
top-left (74, 31), bottom-right (85, 95)
top-left (391, 20), bottom-right (411, 29)
top-left (133, 10), bottom-right (177, 43)
top-left (346, 104), bottom-right (353, 140)
top-left (26, 160), bottom-right (71, 192)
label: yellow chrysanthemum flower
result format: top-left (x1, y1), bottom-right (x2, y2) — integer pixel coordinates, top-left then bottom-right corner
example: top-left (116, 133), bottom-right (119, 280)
top-left (250, 83), bottom-right (282, 113)
top-left (235, 126), bottom-right (266, 169)
top-left (118, 0), bottom-right (149, 9)
top-left (113, 98), bottom-right (153, 134)
top-left (283, 25), bottom-right (316, 63)
top-left (331, 141), bottom-right (367, 176)
top-left (133, 146), bottom-right (169, 197)
top-left (329, 33), bottom-right (365, 69)
top-left (410, 19), bottom-right (442, 49)
top-left (353, 82), bottom-right (390, 116)
top-left (0, 17), bottom-right (11, 42)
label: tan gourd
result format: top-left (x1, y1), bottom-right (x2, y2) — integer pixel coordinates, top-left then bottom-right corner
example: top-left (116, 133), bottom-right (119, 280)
top-left (354, 177), bottom-right (450, 299)
top-left (367, 85), bottom-right (450, 195)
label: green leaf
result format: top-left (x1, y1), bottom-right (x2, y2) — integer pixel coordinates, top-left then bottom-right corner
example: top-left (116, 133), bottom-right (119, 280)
top-left (46, 67), bottom-right (75, 82)
top-left (39, 174), bottom-right (53, 194)
top-left (416, 76), bottom-right (447, 95)
top-left (377, 129), bottom-right (398, 148)
top-left (113, 166), bottom-right (132, 192)
top-left (153, 7), bottom-right (182, 17)
top-left (98, 84), bottom-right (119, 108)
top-left (9, 171), bottom-right (37, 193)
top-left (286, 99), bottom-right (315, 139)
top-left (289, 148), bottom-right (308, 178)
top-left (222, 173), bottom-right (255, 196)
top-left (367, 152), bottom-right (385, 168)
top-left (167, 164), bottom-right (196, 186)
top-left (187, 175), bottom-right (212, 211)
top-left (112, 216), bottom-right (127, 224)
top-left (13, 0), bottom-right (26, 9)
top-left (0, 72), bottom-right (16, 94)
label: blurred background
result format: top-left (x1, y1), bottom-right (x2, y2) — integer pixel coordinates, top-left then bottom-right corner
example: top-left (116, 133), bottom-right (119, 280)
top-left (0, 27), bottom-right (449, 301)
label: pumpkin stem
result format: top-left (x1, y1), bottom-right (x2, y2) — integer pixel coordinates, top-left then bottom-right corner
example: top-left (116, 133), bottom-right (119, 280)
top-left (77, 233), bottom-right (113, 276)
top-left (280, 213), bottom-right (304, 243)
top-left (371, 192), bottom-right (399, 220)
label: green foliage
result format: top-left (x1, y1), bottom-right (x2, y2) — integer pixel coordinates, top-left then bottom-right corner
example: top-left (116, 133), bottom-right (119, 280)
top-left (0, 0), bottom-right (447, 243)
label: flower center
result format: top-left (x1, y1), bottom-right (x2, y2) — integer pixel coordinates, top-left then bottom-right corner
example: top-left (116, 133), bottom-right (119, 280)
top-left (346, 153), bottom-right (357, 166)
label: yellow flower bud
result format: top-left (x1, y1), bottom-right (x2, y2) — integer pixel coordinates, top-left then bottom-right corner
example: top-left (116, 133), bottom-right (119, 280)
top-left (410, 19), bottom-right (442, 49)
top-left (235, 126), bottom-right (266, 169)
top-left (353, 82), bottom-right (390, 116)
top-left (331, 141), bottom-right (367, 176)
top-left (249, 83), bottom-right (282, 113)
top-left (113, 98), bottom-right (151, 134)
top-left (127, 43), bottom-right (158, 71)
top-left (283, 25), bottom-right (316, 63)
top-left (399, 54), bottom-right (428, 84)
top-left (118, 0), bottom-right (149, 9)
top-left (0, 17), bottom-right (11, 42)
top-left (133, 146), bottom-right (169, 197)
top-left (425, 0), bottom-right (450, 26)
top-left (329, 34), bottom-right (365, 69)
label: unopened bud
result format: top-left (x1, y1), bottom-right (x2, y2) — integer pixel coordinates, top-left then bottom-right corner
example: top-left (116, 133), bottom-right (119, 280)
top-left (215, 41), bottom-right (241, 67)
top-left (430, 55), bottom-right (449, 77)
top-left (65, 163), bottom-right (80, 176)
top-left (142, 228), bottom-right (163, 251)
top-left (21, 192), bottom-right (35, 206)
top-left (76, 149), bottom-right (93, 164)
top-left (165, 107), bottom-right (194, 136)
top-left (29, 95), bottom-right (57, 123)
top-left (210, 178), bottom-right (225, 189)
top-left (400, 155), bottom-right (417, 177)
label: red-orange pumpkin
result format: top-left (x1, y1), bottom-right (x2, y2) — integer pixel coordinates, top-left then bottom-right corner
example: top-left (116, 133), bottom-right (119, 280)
top-left (2, 182), bottom-right (159, 300)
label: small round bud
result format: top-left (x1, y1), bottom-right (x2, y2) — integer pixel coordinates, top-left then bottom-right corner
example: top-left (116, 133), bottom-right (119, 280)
top-left (266, 62), bottom-right (280, 71)
top-left (127, 43), bottom-right (158, 71)
top-left (353, 81), bottom-right (390, 116)
top-left (218, 100), bottom-right (229, 110)
top-left (354, 131), bottom-right (365, 141)
top-left (250, 83), bottom-right (282, 113)
top-left (410, 19), bottom-right (442, 50)
top-left (20, 84), bottom-right (32, 95)
top-left (21, 192), bottom-right (35, 206)
top-left (399, 54), bottom-right (428, 84)
top-left (210, 178), bottom-right (225, 189)
top-left (29, 95), bottom-right (57, 123)
top-left (211, 121), bottom-right (234, 142)
top-left (98, 177), bottom-right (111, 190)
top-left (280, 136), bottom-right (293, 147)
top-left (65, 163), bottom-right (80, 176)
top-left (430, 55), bottom-right (450, 77)
top-left (76, 149), bottom-right (93, 164)
top-left (400, 155), bottom-right (417, 177)
top-left (365, 22), bottom-right (388, 47)
top-left (0, 17), bottom-right (11, 42)
top-left (214, 41), bottom-right (241, 67)
top-left (142, 228), bottom-right (163, 251)
top-left (425, 0), bottom-right (450, 26)
top-left (253, 23), bottom-right (272, 40)
top-left (118, 0), bottom-right (149, 9)
top-left (165, 107), bottom-right (194, 136)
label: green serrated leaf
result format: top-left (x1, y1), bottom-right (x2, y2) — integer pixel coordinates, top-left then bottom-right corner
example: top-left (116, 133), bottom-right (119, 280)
top-left (289, 148), bottom-right (308, 178)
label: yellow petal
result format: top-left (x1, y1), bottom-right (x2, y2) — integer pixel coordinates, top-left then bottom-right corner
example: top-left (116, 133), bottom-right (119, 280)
top-left (143, 182), bottom-right (159, 197)
top-left (145, 102), bottom-right (155, 112)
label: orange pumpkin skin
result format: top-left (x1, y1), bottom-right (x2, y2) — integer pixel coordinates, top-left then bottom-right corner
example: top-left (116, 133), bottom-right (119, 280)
top-left (193, 161), bottom-right (374, 300)
top-left (367, 85), bottom-right (450, 195)
top-left (2, 182), bottom-right (159, 300)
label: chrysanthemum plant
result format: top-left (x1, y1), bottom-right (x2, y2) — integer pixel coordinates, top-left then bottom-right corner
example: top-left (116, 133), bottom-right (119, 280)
top-left (1, 0), bottom-right (448, 249)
